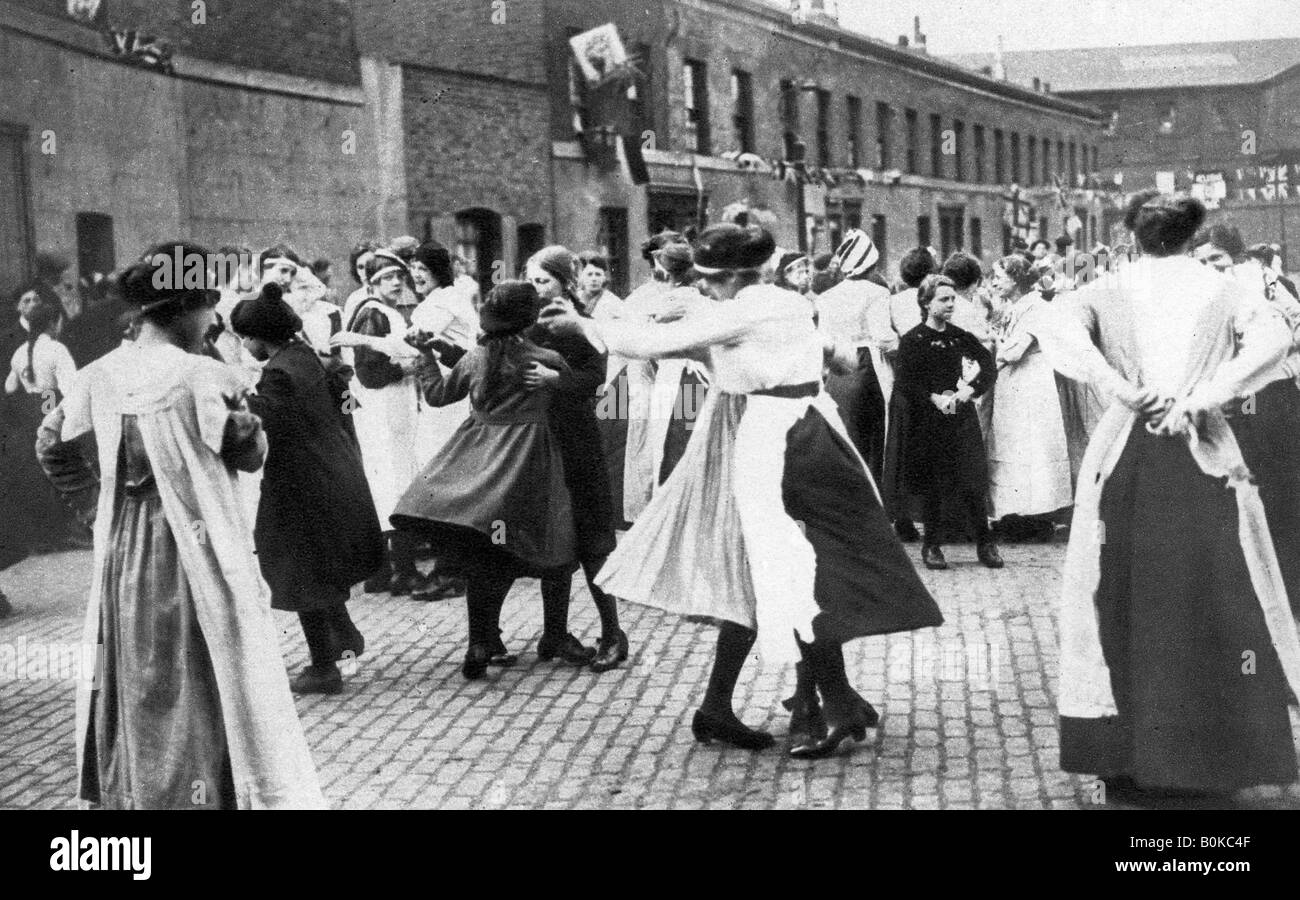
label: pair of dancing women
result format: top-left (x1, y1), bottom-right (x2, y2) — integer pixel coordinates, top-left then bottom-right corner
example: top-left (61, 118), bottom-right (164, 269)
top-left (389, 224), bottom-right (941, 758)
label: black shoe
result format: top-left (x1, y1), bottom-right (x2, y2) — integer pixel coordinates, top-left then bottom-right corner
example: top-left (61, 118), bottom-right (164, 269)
top-left (537, 633), bottom-right (596, 666)
top-left (977, 541), bottom-right (1004, 569)
top-left (922, 544), bottom-right (948, 570)
top-left (291, 664), bottom-right (343, 695)
top-left (782, 661), bottom-right (827, 742)
top-left (789, 695), bottom-right (873, 759)
top-left (590, 629), bottom-right (629, 673)
top-left (894, 519), bottom-right (920, 543)
top-left (691, 709), bottom-right (775, 751)
top-left (486, 633), bottom-right (518, 668)
top-left (462, 643), bottom-right (492, 680)
top-left (412, 575), bottom-right (465, 602)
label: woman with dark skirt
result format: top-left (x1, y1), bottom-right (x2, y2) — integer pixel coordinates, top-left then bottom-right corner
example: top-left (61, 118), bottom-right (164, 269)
top-left (894, 275), bottom-right (1002, 570)
top-left (386, 282), bottom-right (594, 679)
top-left (231, 284), bottom-right (384, 695)
top-left (555, 224), bottom-right (943, 758)
top-left (1041, 194), bottom-right (1300, 800)
top-left (35, 242), bottom-right (324, 808)
top-left (523, 246), bottom-right (628, 672)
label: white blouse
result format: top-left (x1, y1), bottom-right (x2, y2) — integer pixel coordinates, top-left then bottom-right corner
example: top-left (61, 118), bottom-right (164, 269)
top-left (6, 333), bottom-right (77, 397)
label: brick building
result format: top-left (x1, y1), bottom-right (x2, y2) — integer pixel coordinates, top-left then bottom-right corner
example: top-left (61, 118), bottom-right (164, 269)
top-left (0, 0), bottom-right (405, 300)
top-left (949, 38), bottom-right (1300, 261)
top-left (355, 0), bottom-right (1106, 291)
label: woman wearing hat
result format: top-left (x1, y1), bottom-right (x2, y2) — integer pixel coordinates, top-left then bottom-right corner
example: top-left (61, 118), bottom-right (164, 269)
top-left (231, 283), bottom-right (384, 695)
top-left (554, 224), bottom-right (942, 758)
top-left (816, 229), bottom-right (891, 480)
top-left (344, 250), bottom-right (435, 597)
top-left (522, 246), bottom-right (627, 672)
top-left (389, 281), bottom-right (595, 679)
top-left (34, 241), bottom-right (325, 808)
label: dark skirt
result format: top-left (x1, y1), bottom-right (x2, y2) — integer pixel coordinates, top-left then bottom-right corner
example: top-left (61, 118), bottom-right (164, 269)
top-left (1059, 423), bottom-right (1298, 792)
top-left (898, 394), bottom-right (989, 498)
top-left (782, 401), bottom-right (944, 642)
top-left (2, 390), bottom-right (72, 553)
top-left (659, 368), bottom-right (707, 484)
top-left (391, 413), bottom-right (578, 579)
top-left (1231, 379), bottom-right (1300, 616)
top-left (597, 369), bottom-right (630, 529)
top-left (550, 396), bottom-right (617, 562)
top-left (824, 353), bottom-right (886, 482)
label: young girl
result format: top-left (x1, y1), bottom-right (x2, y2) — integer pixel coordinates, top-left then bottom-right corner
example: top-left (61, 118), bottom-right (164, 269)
top-left (35, 241), bottom-right (324, 809)
top-left (388, 281), bottom-right (593, 678)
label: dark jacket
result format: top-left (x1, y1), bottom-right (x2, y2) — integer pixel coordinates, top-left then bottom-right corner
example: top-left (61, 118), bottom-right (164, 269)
top-left (247, 340), bottom-right (383, 608)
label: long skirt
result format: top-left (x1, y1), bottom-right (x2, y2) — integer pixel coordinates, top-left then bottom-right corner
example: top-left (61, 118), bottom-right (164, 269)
top-left (597, 389), bottom-right (941, 661)
top-left (2, 390), bottom-right (72, 551)
top-left (82, 486), bottom-right (236, 809)
top-left (986, 350), bottom-right (1073, 518)
top-left (1058, 423), bottom-right (1298, 792)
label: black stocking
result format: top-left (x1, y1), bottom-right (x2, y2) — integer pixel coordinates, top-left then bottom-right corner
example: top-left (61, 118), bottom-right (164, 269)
top-left (701, 621), bottom-right (756, 717)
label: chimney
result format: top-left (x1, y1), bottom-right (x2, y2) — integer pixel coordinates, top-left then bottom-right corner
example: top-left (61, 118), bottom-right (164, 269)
top-left (1043, 81), bottom-right (1051, 92)
top-left (898, 35), bottom-right (909, 48)
top-left (1032, 76), bottom-right (1040, 91)
top-left (980, 65), bottom-right (993, 76)
top-left (992, 35), bottom-right (1007, 81)
top-left (913, 16), bottom-right (927, 53)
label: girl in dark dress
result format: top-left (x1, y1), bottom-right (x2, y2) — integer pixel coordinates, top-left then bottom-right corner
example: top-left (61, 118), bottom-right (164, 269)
top-left (231, 284), bottom-right (384, 695)
top-left (524, 247), bottom-right (628, 672)
top-left (895, 275), bottom-right (1002, 570)
top-left (389, 281), bottom-right (595, 679)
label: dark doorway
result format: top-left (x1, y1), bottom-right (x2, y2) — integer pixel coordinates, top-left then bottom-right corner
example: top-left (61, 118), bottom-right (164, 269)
top-left (0, 122), bottom-right (34, 301)
top-left (75, 212), bottom-right (116, 289)
top-left (648, 188), bottom-right (706, 237)
top-left (454, 208), bottom-right (502, 291)
top-left (938, 205), bottom-right (965, 258)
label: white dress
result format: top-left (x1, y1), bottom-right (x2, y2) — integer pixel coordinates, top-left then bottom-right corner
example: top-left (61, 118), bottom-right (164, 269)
top-left (986, 294), bottom-right (1073, 517)
top-left (349, 299), bottom-right (422, 526)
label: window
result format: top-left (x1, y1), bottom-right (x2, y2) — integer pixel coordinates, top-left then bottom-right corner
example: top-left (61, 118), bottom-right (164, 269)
top-left (973, 124), bottom-right (986, 183)
top-left (1027, 136), bottom-right (1037, 186)
top-left (917, 214), bottom-right (932, 248)
top-left (517, 223), bottom-right (546, 273)
top-left (731, 69), bottom-right (755, 154)
top-left (1057, 140), bottom-right (1065, 179)
top-left (826, 200), bottom-right (861, 251)
top-left (0, 122), bottom-right (34, 299)
top-left (871, 215), bottom-right (888, 277)
top-left (684, 59), bottom-right (710, 154)
top-left (1068, 141), bottom-right (1077, 183)
top-left (628, 43), bottom-right (652, 138)
top-left (1158, 102), bottom-right (1176, 134)
top-left (1090, 145), bottom-right (1099, 176)
top-left (1041, 137), bottom-right (1051, 185)
top-left (565, 29), bottom-right (589, 137)
top-left (1010, 133), bottom-right (1021, 185)
top-left (905, 108), bottom-right (919, 174)
top-left (970, 217), bottom-right (982, 260)
top-left (994, 128), bottom-right (1005, 183)
top-left (875, 102), bottom-right (892, 168)
top-left (455, 208), bottom-right (502, 290)
top-left (781, 79), bottom-right (800, 160)
top-left (939, 206), bottom-right (964, 258)
top-left (952, 120), bottom-right (965, 182)
top-left (75, 213), bottom-right (115, 288)
top-left (816, 89), bottom-right (831, 166)
top-left (929, 113), bottom-right (943, 178)
top-left (597, 207), bottom-right (629, 297)
top-left (846, 95), bottom-right (862, 168)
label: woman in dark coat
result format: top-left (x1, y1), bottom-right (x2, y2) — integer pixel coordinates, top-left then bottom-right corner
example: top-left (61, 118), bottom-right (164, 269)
top-left (390, 281), bottom-right (595, 679)
top-left (232, 284), bottom-right (384, 695)
top-left (523, 246), bottom-right (628, 673)
top-left (895, 274), bottom-right (1002, 571)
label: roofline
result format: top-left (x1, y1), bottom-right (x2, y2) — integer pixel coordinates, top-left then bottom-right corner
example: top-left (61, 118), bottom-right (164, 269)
top-left (699, 0), bottom-right (1108, 123)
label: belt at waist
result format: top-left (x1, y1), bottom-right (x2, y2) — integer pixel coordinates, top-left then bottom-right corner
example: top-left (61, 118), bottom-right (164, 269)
top-left (748, 381), bottom-right (820, 399)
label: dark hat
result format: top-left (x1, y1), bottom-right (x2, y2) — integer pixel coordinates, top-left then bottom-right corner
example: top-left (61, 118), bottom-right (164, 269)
top-left (121, 241), bottom-right (220, 315)
top-left (1054, 234), bottom-right (1074, 251)
top-left (230, 282), bottom-right (303, 343)
top-left (479, 280), bottom-right (541, 336)
top-left (692, 224), bottom-right (776, 273)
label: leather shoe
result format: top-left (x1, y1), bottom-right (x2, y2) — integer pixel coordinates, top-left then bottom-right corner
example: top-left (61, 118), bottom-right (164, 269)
top-left (922, 544), bottom-right (948, 570)
top-left (291, 664), bottom-right (343, 695)
top-left (691, 708), bottom-right (775, 751)
top-left (537, 633), bottom-right (596, 666)
top-left (590, 629), bottom-right (629, 673)
top-left (977, 541), bottom-right (1005, 569)
top-left (462, 643), bottom-right (492, 680)
top-left (486, 633), bottom-right (517, 667)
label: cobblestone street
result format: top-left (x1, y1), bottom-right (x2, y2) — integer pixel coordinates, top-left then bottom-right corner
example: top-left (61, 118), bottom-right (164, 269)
top-left (3, 542), bottom-right (1299, 810)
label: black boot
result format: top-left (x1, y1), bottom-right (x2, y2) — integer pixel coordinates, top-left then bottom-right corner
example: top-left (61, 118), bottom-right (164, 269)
top-left (291, 663), bottom-right (343, 695)
top-left (363, 542), bottom-right (393, 593)
top-left (790, 641), bottom-right (877, 759)
top-left (782, 659), bottom-right (827, 742)
top-left (922, 544), bottom-right (948, 570)
top-left (693, 621), bottom-right (774, 751)
top-left (977, 540), bottom-right (1004, 569)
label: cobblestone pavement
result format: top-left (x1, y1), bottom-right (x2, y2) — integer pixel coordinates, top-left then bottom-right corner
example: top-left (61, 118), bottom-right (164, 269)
top-left (3, 542), bottom-right (1299, 810)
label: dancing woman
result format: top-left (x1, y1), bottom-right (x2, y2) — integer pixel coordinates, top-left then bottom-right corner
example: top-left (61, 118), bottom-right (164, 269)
top-left (35, 242), bottom-right (324, 809)
top-left (555, 224), bottom-right (942, 757)
top-left (1040, 194), bottom-right (1300, 797)
top-left (388, 282), bottom-right (593, 678)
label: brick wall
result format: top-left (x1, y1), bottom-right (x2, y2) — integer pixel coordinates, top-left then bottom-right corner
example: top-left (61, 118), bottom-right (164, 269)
top-left (11, 0), bottom-right (361, 84)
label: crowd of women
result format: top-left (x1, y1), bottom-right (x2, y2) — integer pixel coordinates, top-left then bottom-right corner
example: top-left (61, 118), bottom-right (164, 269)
top-left (8, 186), bottom-right (1300, 808)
